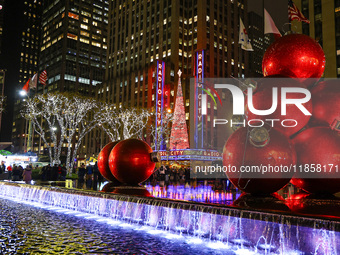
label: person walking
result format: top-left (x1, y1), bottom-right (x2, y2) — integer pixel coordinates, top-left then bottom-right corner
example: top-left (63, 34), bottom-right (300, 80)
top-left (12, 165), bottom-right (20, 181)
top-left (22, 165), bottom-right (32, 184)
top-left (7, 165), bottom-right (12, 180)
top-left (0, 161), bottom-right (5, 174)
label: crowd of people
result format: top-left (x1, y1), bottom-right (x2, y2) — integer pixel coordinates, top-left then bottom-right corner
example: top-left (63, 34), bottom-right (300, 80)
top-left (77, 162), bottom-right (103, 190)
top-left (148, 165), bottom-right (191, 183)
top-left (0, 161), bottom-right (33, 184)
top-left (40, 164), bottom-right (67, 181)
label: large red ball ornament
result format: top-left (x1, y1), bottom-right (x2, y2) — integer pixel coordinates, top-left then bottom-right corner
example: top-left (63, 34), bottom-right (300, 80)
top-left (109, 139), bottom-right (157, 185)
top-left (97, 141), bottom-right (120, 182)
top-left (310, 80), bottom-right (340, 127)
top-left (291, 126), bottom-right (340, 194)
top-left (222, 127), bottom-right (295, 195)
top-left (246, 77), bottom-right (312, 137)
top-left (262, 34), bottom-right (325, 86)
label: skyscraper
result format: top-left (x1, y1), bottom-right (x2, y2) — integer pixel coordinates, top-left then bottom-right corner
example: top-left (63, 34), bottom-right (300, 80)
top-left (248, 11), bottom-right (272, 77)
top-left (11, 0), bottom-right (43, 153)
top-left (96, 0), bottom-right (248, 151)
top-left (292, 0), bottom-right (337, 77)
top-left (39, 0), bottom-right (108, 95)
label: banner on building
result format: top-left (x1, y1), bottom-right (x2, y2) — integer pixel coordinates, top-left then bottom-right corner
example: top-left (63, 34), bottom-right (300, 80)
top-left (195, 50), bottom-right (205, 149)
top-left (155, 61), bottom-right (165, 150)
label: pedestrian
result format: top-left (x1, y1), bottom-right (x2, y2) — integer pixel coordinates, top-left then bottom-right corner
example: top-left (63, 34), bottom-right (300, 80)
top-left (12, 165), bottom-right (20, 181)
top-left (51, 164), bottom-right (59, 181)
top-left (77, 163), bottom-right (86, 189)
top-left (92, 162), bottom-right (99, 190)
top-left (22, 165), bottom-right (32, 184)
top-left (41, 164), bottom-right (49, 181)
top-left (85, 164), bottom-right (93, 189)
top-left (7, 165), bottom-right (12, 180)
top-left (18, 165), bottom-right (24, 180)
top-left (60, 165), bottom-right (67, 181)
top-left (0, 161), bottom-right (5, 174)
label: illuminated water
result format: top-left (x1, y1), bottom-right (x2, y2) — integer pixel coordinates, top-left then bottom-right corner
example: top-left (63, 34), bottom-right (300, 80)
top-left (0, 198), bottom-right (231, 254)
top-left (0, 182), bottom-right (339, 254)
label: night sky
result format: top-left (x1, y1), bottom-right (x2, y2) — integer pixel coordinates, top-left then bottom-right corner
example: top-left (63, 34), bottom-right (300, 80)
top-left (0, 0), bottom-right (24, 142)
top-left (0, 0), bottom-right (288, 143)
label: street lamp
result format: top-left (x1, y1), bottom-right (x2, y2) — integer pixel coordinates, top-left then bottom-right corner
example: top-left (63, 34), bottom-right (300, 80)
top-left (19, 90), bottom-right (27, 97)
top-left (19, 90), bottom-right (30, 153)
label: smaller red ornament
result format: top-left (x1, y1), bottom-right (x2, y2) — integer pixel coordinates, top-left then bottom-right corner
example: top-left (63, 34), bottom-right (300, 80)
top-left (109, 139), bottom-right (158, 185)
top-left (262, 34), bottom-right (325, 87)
top-left (291, 126), bottom-right (340, 194)
top-left (310, 80), bottom-right (340, 127)
top-left (223, 127), bottom-right (295, 195)
top-left (97, 141), bottom-right (121, 182)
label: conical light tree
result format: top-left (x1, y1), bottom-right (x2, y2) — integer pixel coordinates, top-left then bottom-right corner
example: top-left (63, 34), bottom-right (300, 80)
top-left (169, 69), bottom-right (190, 150)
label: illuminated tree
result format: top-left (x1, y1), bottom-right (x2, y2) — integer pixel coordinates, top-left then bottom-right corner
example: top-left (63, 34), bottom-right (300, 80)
top-left (22, 94), bottom-right (65, 164)
top-left (100, 107), bottom-right (152, 141)
top-left (169, 70), bottom-right (190, 150)
top-left (149, 110), bottom-right (173, 151)
top-left (23, 93), bottom-right (106, 173)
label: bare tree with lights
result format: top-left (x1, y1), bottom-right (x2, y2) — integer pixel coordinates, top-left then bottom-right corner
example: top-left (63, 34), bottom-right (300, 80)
top-left (23, 93), bottom-right (106, 173)
top-left (100, 107), bottom-right (152, 141)
top-left (64, 96), bottom-right (106, 173)
top-left (149, 111), bottom-right (173, 151)
top-left (22, 94), bottom-right (65, 164)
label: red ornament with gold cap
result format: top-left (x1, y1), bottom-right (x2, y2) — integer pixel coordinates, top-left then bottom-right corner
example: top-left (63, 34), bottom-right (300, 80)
top-left (222, 127), bottom-right (295, 195)
top-left (262, 34), bottom-right (325, 87)
top-left (108, 139), bottom-right (160, 185)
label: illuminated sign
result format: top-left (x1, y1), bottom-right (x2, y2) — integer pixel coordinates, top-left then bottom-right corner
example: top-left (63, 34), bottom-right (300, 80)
top-left (155, 61), bottom-right (165, 150)
top-left (158, 149), bottom-right (222, 161)
top-left (195, 50), bottom-right (204, 149)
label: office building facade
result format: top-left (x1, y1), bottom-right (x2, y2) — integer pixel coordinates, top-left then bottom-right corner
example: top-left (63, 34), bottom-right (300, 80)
top-left (12, 0), bottom-right (43, 153)
top-left (95, 0), bottom-right (248, 152)
top-left (292, 0), bottom-right (338, 77)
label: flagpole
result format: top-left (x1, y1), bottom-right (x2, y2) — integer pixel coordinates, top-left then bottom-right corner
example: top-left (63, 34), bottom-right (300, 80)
top-left (38, 71), bottom-right (46, 155)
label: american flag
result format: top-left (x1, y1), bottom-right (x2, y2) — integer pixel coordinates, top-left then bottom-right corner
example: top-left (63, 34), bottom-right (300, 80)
top-left (39, 70), bottom-right (47, 86)
top-left (289, 0), bottom-right (310, 24)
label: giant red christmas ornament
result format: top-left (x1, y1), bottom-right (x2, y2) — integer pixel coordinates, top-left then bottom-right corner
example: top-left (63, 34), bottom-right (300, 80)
top-left (109, 139), bottom-right (158, 185)
top-left (97, 141), bottom-right (120, 182)
top-left (222, 127), bottom-right (295, 195)
top-left (310, 80), bottom-right (340, 127)
top-left (291, 126), bottom-right (340, 194)
top-left (246, 77), bottom-right (312, 137)
top-left (262, 34), bottom-right (325, 86)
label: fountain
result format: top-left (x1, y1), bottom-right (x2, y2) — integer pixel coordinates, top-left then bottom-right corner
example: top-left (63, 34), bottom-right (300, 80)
top-left (0, 181), bottom-right (338, 254)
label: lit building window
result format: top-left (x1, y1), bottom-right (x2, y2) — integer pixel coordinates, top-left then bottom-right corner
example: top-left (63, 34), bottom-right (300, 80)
top-left (81, 24), bottom-right (89, 30)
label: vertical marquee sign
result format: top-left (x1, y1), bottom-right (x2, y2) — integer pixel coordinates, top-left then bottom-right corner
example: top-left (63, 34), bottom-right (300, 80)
top-left (195, 50), bottom-right (204, 148)
top-left (155, 61), bottom-right (165, 151)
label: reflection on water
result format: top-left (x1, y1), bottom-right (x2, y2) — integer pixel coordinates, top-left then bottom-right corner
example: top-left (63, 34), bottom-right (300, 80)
top-left (144, 180), bottom-right (242, 205)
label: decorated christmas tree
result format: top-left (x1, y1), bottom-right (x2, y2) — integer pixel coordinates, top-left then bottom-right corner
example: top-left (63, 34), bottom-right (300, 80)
top-left (169, 70), bottom-right (190, 150)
